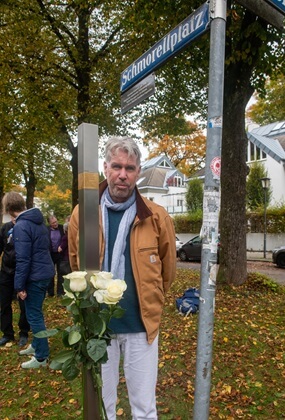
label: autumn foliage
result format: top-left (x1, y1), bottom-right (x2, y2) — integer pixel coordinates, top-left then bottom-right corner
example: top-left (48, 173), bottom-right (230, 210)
top-left (143, 120), bottom-right (206, 176)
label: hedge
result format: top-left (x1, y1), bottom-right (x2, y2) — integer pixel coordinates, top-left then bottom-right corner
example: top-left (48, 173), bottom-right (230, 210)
top-left (173, 207), bottom-right (285, 234)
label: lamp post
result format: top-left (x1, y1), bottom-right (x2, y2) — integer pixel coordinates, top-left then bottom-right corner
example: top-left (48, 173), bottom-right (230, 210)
top-left (260, 177), bottom-right (270, 258)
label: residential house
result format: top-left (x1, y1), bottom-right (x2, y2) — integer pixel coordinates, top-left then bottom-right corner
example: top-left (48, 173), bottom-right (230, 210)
top-left (188, 121), bottom-right (285, 206)
top-left (137, 155), bottom-right (188, 214)
top-left (247, 120), bottom-right (285, 205)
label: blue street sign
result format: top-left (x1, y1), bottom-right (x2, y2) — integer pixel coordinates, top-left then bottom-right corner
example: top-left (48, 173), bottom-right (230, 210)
top-left (265, 0), bottom-right (285, 14)
top-left (120, 2), bottom-right (210, 93)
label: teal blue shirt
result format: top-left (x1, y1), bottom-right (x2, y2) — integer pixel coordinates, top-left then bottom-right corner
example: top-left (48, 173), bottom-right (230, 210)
top-left (107, 208), bottom-right (145, 334)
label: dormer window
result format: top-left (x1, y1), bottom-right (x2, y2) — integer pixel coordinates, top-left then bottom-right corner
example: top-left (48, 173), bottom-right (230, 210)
top-left (174, 175), bottom-right (182, 187)
top-left (158, 159), bottom-right (171, 168)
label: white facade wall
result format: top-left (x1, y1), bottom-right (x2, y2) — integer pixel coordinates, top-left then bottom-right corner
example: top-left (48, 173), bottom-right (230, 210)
top-left (265, 158), bottom-right (285, 205)
top-left (139, 186), bottom-right (187, 214)
top-left (247, 153), bottom-right (285, 206)
top-left (177, 232), bottom-right (285, 252)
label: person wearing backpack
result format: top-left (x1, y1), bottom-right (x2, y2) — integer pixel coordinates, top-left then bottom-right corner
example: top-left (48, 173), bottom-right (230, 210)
top-left (2, 192), bottom-right (55, 368)
top-left (0, 217), bottom-right (30, 347)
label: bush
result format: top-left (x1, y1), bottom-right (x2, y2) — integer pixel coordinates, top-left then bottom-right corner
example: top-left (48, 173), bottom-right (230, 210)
top-left (247, 206), bottom-right (285, 233)
top-left (174, 205), bottom-right (285, 234)
top-left (173, 213), bottom-right (202, 233)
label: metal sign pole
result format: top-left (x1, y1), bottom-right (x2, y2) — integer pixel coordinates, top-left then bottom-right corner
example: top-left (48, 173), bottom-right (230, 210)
top-left (193, 1), bottom-right (226, 419)
top-left (78, 123), bottom-right (101, 420)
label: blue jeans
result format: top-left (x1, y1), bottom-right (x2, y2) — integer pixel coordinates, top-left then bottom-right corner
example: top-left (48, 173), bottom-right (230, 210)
top-left (25, 279), bottom-right (51, 360)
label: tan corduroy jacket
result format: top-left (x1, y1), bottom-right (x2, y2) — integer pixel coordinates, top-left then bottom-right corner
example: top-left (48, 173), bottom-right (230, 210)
top-left (68, 180), bottom-right (176, 343)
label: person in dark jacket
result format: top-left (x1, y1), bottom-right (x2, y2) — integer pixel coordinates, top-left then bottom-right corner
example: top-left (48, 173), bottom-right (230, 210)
top-left (47, 215), bottom-right (64, 297)
top-left (0, 217), bottom-right (30, 347)
top-left (2, 192), bottom-right (55, 369)
top-left (58, 222), bottom-right (71, 277)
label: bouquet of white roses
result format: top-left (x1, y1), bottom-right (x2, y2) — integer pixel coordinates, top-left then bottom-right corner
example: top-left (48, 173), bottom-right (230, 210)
top-left (37, 270), bottom-right (127, 418)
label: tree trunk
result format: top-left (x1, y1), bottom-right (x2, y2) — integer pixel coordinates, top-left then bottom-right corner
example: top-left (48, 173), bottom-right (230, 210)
top-left (217, 7), bottom-right (270, 286)
top-left (24, 167), bottom-right (37, 209)
top-left (218, 86), bottom-right (250, 285)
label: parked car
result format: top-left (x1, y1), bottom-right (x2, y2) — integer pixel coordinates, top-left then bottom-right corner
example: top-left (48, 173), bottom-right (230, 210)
top-left (272, 245), bottom-right (285, 268)
top-left (176, 236), bottom-right (184, 256)
top-left (178, 235), bottom-right (220, 263)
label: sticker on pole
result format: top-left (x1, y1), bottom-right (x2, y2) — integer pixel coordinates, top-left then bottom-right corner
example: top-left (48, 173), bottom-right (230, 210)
top-left (209, 116), bottom-right (222, 128)
top-left (210, 157), bottom-right (221, 178)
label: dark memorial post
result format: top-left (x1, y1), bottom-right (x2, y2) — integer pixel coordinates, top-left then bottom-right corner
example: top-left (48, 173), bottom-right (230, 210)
top-left (78, 123), bottom-right (101, 419)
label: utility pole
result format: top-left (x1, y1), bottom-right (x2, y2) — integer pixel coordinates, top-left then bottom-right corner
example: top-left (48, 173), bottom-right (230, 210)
top-left (193, 1), bottom-right (226, 419)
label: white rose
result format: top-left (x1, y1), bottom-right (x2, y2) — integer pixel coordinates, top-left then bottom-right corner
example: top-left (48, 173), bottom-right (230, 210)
top-left (64, 271), bottom-right (88, 292)
top-left (90, 271), bottom-right (113, 289)
top-left (93, 289), bottom-right (106, 304)
top-left (93, 279), bottom-right (127, 305)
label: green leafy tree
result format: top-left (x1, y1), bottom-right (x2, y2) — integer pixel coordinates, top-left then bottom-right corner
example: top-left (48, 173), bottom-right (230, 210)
top-left (218, 3), bottom-right (285, 285)
top-left (247, 73), bottom-right (285, 125)
top-left (36, 185), bottom-right (72, 223)
top-left (246, 163), bottom-right (271, 210)
top-left (1, 0), bottom-right (284, 286)
top-left (186, 178), bottom-right (204, 214)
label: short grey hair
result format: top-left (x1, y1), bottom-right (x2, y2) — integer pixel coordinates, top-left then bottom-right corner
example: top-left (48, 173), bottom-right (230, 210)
top-left (104, 137), bottom-right (141, 166)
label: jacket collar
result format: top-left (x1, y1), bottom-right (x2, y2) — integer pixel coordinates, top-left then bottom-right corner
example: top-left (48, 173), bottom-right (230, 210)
top-left (99, 179), bottom-right (152, 221)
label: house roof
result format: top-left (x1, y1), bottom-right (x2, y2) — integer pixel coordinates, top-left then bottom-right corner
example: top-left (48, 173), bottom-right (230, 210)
top-left (248, 121), bottom-right (285, 163)
top-left (141, 154), bottom-right (173, 170)
top-left (186, 167), bottom-right (205, 181)
top-left (188, 121), bottom-right (285, 181)
top-left (137, 167), bottom-right (169, 189)
top-left (137, 154), bottom-right (186, 190)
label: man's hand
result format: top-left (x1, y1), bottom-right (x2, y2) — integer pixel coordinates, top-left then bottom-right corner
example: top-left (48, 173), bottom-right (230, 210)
top-left (17, 290), bottom-right (27, 300)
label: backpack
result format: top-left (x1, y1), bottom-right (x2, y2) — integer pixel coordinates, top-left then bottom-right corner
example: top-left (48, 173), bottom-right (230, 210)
top-left (176, 287), bottom-right (200, 316)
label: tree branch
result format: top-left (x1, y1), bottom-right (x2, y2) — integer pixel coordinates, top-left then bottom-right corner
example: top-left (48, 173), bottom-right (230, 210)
top-left (236, 0), bottom-right (285, 32)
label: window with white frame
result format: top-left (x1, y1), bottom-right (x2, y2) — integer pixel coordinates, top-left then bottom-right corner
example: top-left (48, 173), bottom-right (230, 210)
top-left (174, 175), bottom-right (182, 186)
top-left (247, 141), bottom-right (266, 162)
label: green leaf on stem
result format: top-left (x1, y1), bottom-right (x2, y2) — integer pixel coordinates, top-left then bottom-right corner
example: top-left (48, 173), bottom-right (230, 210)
top-left (53, 349), bottom-right (75, 363)
top-left (34, 329), bottom-right (59, 338)
top-left (61, 296), bottom-right (74, 306)
top-left (62, 358), bottom-right (81, 381)
top-left (87, 338), bottom-right (107, 363)
top-left (49, 360), bottom-right (63, 371)
top-left (68, 330), bottom-right (82, 345)
top-left (111, 306), bottom-right (126, 319)
top-left (84, 311), bottom-right (106, 336)
top-left (79, 299), bottom-right (93, 308)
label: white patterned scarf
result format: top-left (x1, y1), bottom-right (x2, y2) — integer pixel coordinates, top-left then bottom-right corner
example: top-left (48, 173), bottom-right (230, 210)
top-left (101, 188), bottom-right (137, 279)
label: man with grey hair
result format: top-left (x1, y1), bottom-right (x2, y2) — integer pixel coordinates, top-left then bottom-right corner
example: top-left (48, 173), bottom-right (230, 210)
top-left (69, 136), bottom-right (176, 419)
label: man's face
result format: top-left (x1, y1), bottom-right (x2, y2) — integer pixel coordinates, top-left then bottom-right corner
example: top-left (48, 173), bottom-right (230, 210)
top-left (50, 217), bottom-right (58, 229)
top-left (104, 150), bottom-right (141, 203)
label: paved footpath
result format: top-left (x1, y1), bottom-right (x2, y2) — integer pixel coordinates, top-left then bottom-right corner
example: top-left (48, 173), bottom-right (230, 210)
top-left (177, 253), bottom-right (285, 286)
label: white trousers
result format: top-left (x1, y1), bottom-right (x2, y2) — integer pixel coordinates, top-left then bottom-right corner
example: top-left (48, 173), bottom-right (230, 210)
top-left (102, 332), bottom-right (158, 420)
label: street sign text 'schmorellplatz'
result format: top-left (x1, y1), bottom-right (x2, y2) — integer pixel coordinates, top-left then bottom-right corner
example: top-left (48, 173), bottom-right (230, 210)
top-left (120, 2), bottom-right (210, 95)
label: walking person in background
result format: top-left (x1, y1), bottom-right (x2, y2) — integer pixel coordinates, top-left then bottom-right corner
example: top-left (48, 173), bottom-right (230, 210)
top-left (69, 137), bottom-right (176, 419)
top-left (47, 215), bottom-right (64, 297)
top-left (2, 192), bottom-right (55, 369)
top-left (58, 222), bottom-right (71, 277)
top-left (0, 217), bottom-right (30, 347)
